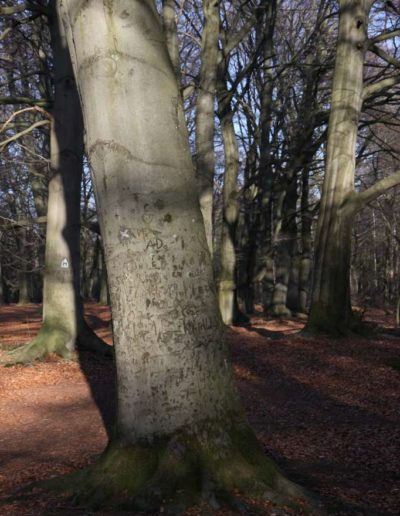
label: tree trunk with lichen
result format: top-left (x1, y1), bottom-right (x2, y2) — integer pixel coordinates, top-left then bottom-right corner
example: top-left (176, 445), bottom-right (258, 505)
top-left (5, 8), bottom-right (109, 364)
top-left (55, 0), bottom-right (311, 511)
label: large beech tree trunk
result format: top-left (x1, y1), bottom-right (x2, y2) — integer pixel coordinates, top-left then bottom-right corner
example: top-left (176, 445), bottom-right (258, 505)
top-left (307, 0), bottom-right (400, 334)
top-left (56, 0), bottom-right (309, 510)
top-left (5, 8), bottom-right (109, 364)
top-left (308, 0), bottom-right (372, 335)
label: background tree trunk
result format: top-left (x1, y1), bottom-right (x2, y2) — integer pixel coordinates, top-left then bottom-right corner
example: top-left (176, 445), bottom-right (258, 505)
top-left (217, 73), bottom-right (242, 325)
top-left (195, 0), bottom-right (220, 255)
top-left (308, 0), bottom-right (372, 335)
top-left (5, 7), bottom-right (109, 363)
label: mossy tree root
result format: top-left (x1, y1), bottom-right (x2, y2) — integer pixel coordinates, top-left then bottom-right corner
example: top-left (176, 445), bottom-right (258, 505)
top-left (37, 419), bottom-right (321, 514)
top-left (3, 326), bottom-right (74, 365)
top-left (3, 321), bottom-right (112, 366)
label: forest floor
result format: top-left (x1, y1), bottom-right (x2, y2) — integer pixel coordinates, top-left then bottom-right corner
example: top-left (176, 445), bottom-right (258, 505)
top-left (0, 303), bottom-right (399, 515)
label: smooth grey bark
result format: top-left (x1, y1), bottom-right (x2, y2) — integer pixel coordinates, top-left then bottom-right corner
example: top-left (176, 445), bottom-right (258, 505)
top-left (55, 1), bottom-right (310, 510)
top-left (61, 0), bottom-right (236, 444)
top-left (195, 0), bottom-right (220, 255)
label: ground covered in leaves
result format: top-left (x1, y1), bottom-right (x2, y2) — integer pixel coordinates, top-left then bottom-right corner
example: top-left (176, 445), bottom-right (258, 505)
top-left (0, 303), bottom-right (399, 515)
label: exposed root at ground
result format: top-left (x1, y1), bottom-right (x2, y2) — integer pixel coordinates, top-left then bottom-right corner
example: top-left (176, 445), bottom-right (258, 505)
top-left (33, 419), bottom-right (320, 514)
top-left (2, 321), bottom-right (112, 366)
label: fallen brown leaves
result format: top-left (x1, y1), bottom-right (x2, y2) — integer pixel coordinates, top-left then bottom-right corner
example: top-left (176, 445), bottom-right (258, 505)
top-left (0, 304), bottom-right (399, 515)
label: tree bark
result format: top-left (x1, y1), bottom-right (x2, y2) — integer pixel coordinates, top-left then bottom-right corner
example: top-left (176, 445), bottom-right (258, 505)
top-left (162, 0), bottom-right (180, 82)
top-left (308, 0), bottom-right (373, 335)
top-left (298, 167), bottom-right (312, 314)
top-left (216, 73), bottom-right (243, 325)
top-left (195, 0), bottom-right (220, 256)
top-left (54, 0), bottom-right (311, 510)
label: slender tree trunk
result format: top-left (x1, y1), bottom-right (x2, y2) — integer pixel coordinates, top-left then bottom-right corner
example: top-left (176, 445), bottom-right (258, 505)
top-left (280, 178), bottom-right (299, 315)
top-left (217, 75), bottom-right (243, 325)
top-left (240, 136), bottom-right (259, 313)
top-left (55, 0), bottom-right (309, 510)
top-left (195, 0), bottom-right (220, 255)
top-left (298, 167), bottom-right (312, 314)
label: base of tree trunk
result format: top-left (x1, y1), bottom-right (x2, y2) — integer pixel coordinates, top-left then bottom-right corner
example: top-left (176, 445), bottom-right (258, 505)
top-left (3, 321), bottom-right (112, 365)
top-left (269, 305), bottom-right (292, 318)
top-left (304, 303), bottom-right (375, 337)
top-left (33, 418), bottom-right (319, 513)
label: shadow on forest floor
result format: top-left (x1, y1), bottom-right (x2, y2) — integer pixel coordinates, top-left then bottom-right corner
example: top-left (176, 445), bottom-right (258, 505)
top-left (0, 303), bottom-right (399, 515)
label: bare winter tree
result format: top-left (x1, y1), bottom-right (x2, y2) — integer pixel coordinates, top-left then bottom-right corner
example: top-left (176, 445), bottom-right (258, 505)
top-left (51, 0), bottom-right (313, 511)
top-left (307, 0), bottom-right (400, 335)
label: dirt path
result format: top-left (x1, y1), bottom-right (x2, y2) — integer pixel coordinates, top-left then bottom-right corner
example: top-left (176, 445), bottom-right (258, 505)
top-left (0, 304), bottom-right (399, 514)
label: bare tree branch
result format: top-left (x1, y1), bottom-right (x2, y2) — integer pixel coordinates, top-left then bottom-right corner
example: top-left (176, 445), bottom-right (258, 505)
top-left (351, 170), bottom-right (400, 214)
top-left (0, 119), bottom-right (50, 150)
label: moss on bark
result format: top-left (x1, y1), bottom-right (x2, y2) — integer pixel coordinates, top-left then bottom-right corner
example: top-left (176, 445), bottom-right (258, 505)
top-left (3, 320), bottom-right (112, 366)
top-left (36, 418), bottom-right (320, 514)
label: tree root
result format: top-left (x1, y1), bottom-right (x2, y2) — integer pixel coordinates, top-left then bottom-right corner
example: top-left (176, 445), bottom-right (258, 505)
top-left (2, 320), bottom-right (112, 366)
top-left (32, 419), bottom-right (323, 514)
top-left (303, 310), bottom-right (378, 338)
top-left (3, 326), bottom-right (74, 365)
